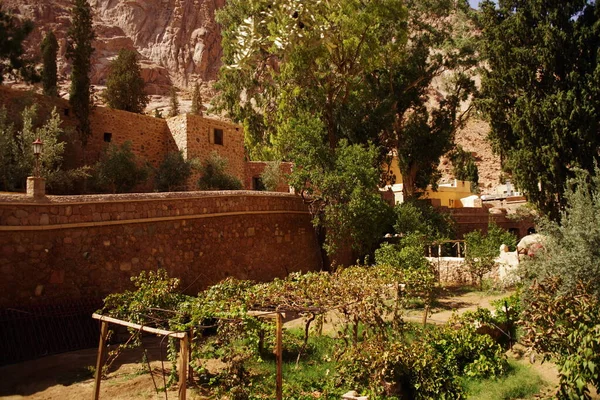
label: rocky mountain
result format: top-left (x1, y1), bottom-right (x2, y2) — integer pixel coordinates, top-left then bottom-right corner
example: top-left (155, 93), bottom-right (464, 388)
top-left (3, 0), bottom-right (224, 95)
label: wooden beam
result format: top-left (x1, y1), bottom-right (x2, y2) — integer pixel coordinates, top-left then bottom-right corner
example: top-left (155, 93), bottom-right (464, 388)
top-left (92, 313), bottom-right (186, 338)
top-left (92, 321), bottom-right (109, 400)
top-left (275, 312), bottom-right (283, 400)
top-left (178, 333), bottom-right (189, 400)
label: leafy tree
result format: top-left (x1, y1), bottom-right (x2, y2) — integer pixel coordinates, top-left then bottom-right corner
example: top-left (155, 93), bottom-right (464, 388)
top-left (0, 105), bottom-right (89, 192)
top-left (41, 30), bottom-right (59, 97)
top-left (93, 141), bottom-right (148, 193)
top-left (375, 0), bottom-right (478, 199)
top-left (190, 82), bottom-right (203, 116)
top-left (450, 145), bottom-right (479, 192)
top-left (477, 0), bottom-right (600, 220)
top-left (394, 200), bottom-right (455, 241)
top-left (215, 0), bottom-right (404, 262)
top-left (155, 151), bottom-right (197, 192)
top-left (66, 0), bottom-right (95, 146)
top-left (197, 152), bottom-right (242, 190)
top-left (167, 86), bottom-right (179, 117)
top-left (0, 6), bottom-right (37, 84)
top-left (259, 160), bottom-right (282, 192)
top-left (102, 49), bottom-right (149, 113)
top-left (464, 223), bottom-right (515, 289)
top-left (153, 108), bottom-right (163, 119)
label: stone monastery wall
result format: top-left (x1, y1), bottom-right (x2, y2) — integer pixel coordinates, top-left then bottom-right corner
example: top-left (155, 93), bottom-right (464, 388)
top-left (0, 192), bottom-right (322, 308)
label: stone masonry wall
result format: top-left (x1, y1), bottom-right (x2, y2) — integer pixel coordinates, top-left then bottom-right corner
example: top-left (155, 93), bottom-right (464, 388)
top-left (444, 207), bottom-right (535, 239)
top-left (0, 192), bottom-right (322, 308)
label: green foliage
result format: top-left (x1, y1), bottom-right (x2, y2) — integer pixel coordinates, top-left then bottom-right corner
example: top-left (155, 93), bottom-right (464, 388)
top-left (0, 105), bottom-right (89, 193)
top-left (523, 170), bottom-right (600, 296)
top-left (0, 5), bottom-right (37, 84)
top-left (153, 108), bottom-right (163, 119)
top-left (465, 224), bottom-right (516, 289)
top-left (167, 87), bottom-right (179, 117)
top-left (450, 145), bottom-right (479, 193)
top-left (197, 152), bottom-right (242, 190)
top-left (463, 360), bottom-right (546, 400)
top-left (393, 200), bottom-right (455, 240)
top-left (259, 160), bottom-right (282, 192)
top-left (102, 49), bottom-right (149, 114)
top-left (155, 150), bottom-right (196, 192)
top-left (521, 278), bottom-right (600, 399)
top-left (477, 0), bottom-right (600, 220)
top-left (336, 336), bottom-right (465, 399)
top-left (190, 82), bottom-right (203, 116)
top-left (429, 322), bottom-right (509, 379)
top-left (93, 141), bottom-right (149, 193)
top-left (41, 30), bottom-right (59, 97)
top-left (66, 0), bottom-right (95, 146)
top-left (102, 267), bottom-right (511, 398)
top-left (379, 0), bottom-right (478, 199)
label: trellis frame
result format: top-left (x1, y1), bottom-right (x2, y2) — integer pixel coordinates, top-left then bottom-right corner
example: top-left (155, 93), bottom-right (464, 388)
top-left (91, 313), bottom-right (189, 400)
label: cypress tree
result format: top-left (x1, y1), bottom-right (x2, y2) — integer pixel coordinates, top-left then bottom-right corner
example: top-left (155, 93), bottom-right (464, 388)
top-left (66, 0), bottom-right (95, 146)
top-left (168, 86), bottom-right (179, 117)
top-left (190, 82), bottom-right (203, 116)
top-left (102, 49), bottom-right (149, 113)
top-left (41, 30), bottom-right (59, 97)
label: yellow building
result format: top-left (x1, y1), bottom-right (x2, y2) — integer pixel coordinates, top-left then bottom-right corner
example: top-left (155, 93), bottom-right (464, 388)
top-left (382, 156), bottom-right (477, 208)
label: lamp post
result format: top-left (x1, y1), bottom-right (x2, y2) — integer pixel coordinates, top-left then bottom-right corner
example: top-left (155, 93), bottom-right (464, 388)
top-left (27, 138), bottom-right (46, 199)
top-left (32, 138), bottom-right (43, 178)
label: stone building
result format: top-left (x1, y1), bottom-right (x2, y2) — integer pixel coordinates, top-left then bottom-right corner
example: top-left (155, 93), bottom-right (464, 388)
top-left (0, 86), bottom-right (290, 192)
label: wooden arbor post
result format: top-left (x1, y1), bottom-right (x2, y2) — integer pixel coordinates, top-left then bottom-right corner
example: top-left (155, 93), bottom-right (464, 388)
top-left (91, 313), bottom-right (188, 400)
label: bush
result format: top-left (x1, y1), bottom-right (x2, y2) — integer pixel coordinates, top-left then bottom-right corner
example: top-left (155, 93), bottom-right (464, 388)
top-left (394, 200), bottom-right (455, 240)
top-left (521, 277), bottom-right (600, 399)
top-left (155, 151), bottom-right (197, 192)
top-left (197, 152), bottom-right (242, 190)
top-left (260, 160), bottom-right (283, 191)
top-left (93, 141), bottom-right (148, 193)
top-left (464, 224), bottom-right (516, 289)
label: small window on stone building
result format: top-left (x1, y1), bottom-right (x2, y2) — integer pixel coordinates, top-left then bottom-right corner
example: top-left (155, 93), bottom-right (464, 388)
top-left (253, 177), bottom-right (266, 191)
top-left (104, 132), bottom-right (112, 142)
top-left (213, 128), bottom-right (224, 145)
top-left (64, 108), bottom-right (69, 116)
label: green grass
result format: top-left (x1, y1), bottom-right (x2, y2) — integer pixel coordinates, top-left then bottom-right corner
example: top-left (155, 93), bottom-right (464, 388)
top-left (463, 360), bottom-right (546, 400)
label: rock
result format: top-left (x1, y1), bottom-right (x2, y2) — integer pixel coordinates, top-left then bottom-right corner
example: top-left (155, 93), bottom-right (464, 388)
top-left (342, 391), bottom-right (368, 400)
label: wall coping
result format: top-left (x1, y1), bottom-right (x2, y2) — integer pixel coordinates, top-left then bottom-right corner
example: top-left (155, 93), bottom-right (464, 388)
top-left (0, 190), bottom-right (302, 206)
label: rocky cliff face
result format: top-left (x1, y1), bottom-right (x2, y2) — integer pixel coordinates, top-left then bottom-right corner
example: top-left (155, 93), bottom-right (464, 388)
top-left (3, 0), bottom-right (224, 94)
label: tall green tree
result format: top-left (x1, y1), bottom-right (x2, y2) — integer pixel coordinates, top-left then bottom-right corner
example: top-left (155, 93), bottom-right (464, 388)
top-left (102, 49), bottom-right (149, 113)
top-left (375, 0), bottom-right (477, 199)
top-left (66, 0), bottom-right (95, 146)
top-left (41, 30), bottom-right (59, 97)
top-left (450, 145), bottom-right (479, 192)
top-left (0, 6), bottom-right (37, 84)
top-left (168, 86), bottom-right (179, 117)
top-left (215, 0), bottom-right (404, 261)
top-left (477, 0), bottom-right (600, 220)
top-left (190, 82), bottom-right (203, 116)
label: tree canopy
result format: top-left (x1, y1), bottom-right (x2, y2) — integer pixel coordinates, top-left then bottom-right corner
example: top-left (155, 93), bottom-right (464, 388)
top-left (477, 0), bottom-right (600, 220)
top-left (0, 6), bottom-right (37, 84)
top-left (66, 0), bottom-right (95, 146)
top-left (102, 49), bottom-right (149, 113)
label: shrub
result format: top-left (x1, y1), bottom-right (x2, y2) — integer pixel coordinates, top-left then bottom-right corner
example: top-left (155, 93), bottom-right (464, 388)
top-left (394, 200), bottom-right (455, 240)
top-left (155, 151), bottom-right (197, 192)
top-left (260, 160), bottom-right (283, 191)
top-left (197, 152), bottom-right (242, 190)
top-left (93, 141), bottom-right (148, 193)
top-left (521, 277), bottom-right (600, 399)
top-left (464, 224), bottom-right (516, 289)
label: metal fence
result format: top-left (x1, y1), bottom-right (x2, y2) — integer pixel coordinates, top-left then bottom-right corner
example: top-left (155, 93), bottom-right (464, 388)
top-left (0, 299), bottom-right (102, 365)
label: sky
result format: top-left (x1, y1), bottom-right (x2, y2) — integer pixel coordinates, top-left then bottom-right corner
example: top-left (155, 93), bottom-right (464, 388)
top-left (468, 0), bottom-right (481, 8)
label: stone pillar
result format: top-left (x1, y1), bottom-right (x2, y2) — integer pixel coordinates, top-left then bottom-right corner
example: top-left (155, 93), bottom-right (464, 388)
top-left (27, 176), bottom-right (46, 199)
